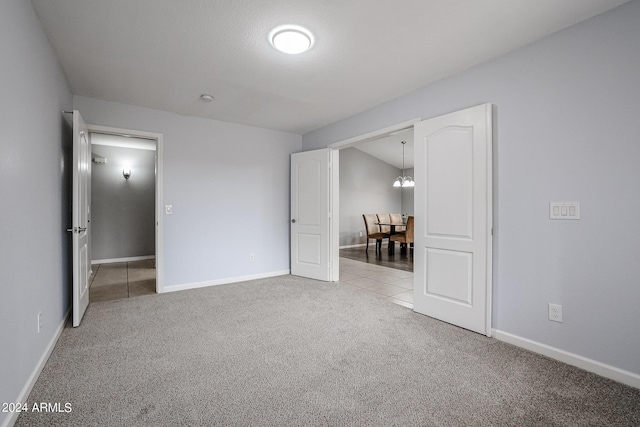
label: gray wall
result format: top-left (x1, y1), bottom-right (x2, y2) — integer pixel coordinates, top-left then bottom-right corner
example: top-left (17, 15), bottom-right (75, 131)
top-left (0, 1), bottom-right (73, 424)
top-left (400, 167), bottom-right (415, 217)
top-left (339, 148), bottom-right (401, 247)
top-left (91, 145), bottom-right (156, 261)
top-left (74, 96), bottom-right (302, 287)
top-left (304, 1), bottom-right (640, 376)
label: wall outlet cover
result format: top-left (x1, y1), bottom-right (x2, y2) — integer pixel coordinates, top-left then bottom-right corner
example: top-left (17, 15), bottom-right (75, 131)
top-left (548, 303), bottom-right (563, 323)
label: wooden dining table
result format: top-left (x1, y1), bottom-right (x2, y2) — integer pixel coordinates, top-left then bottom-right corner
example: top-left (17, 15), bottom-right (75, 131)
top-left (375, 222), bottom-right (405, 255)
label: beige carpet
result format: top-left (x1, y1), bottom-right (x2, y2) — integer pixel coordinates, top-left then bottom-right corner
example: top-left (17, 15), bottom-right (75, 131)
top-left (17, 275), bottom-right (640, 426)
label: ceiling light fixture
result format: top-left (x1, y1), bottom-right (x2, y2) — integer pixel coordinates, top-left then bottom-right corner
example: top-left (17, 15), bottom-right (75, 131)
top-left (200, 94), bottom-right (214, 102)
top-left (270, 26), bottom-right (313, 54)
top-left (393, 141), bottom-right (414, 188)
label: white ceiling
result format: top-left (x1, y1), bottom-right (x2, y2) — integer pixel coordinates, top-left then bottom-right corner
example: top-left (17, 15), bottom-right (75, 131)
top-left (31, 0), bottom-right (628, 135)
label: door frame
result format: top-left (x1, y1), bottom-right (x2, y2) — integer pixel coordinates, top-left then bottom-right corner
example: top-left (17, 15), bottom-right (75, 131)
top-left (86, 124), bottom-right (165, 293)
top-left (327, 114), bottom-right (494, 335)
top-left (328, 118), bottom-right (422, 274)
top-left (328, 118), bottom-right (422, 150)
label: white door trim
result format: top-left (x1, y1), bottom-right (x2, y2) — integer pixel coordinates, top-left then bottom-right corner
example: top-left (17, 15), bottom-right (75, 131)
top-left (329, 149), bottom-right (339, 281)
top-left (86, 124), bottom-right (165, 293)
top-left (327, 118), bottom-right (421, 276)
top-left (328, 118), bottom-right (421, 150)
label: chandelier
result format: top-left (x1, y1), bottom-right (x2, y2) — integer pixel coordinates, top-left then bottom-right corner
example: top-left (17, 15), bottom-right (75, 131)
top-left (392, 141), bottom-right (414, 188)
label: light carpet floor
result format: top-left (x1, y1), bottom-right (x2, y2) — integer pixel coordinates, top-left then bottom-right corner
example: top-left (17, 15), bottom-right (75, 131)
top-left (17, 275), bottom-right (640, 426)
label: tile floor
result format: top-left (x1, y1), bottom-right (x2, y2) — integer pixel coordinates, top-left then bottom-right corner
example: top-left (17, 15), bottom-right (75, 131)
top-left (339, 243), bottom-right (413, 272)
top-left (337, 256), bottom-right (414, 309)
top-left (87, 256), bottom-right (411, 309)
top-left (89, 259), bottom-right (156, 303)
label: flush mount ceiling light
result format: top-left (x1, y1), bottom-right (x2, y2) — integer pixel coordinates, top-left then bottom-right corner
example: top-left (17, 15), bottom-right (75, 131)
top-left (270, 26), bottom-right (313, 54)
top-left (200, 94), bottom-right (214, 102)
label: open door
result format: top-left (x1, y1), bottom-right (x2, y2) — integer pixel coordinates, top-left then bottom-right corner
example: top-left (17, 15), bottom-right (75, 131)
top-left (413, 104), bottom-right (493, 336)
top-left (70, 110), bottom-right (91, 327)
top-left (290, 149), bottom-right (338, 281)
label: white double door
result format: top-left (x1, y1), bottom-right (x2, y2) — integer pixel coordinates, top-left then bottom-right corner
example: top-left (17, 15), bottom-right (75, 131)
top-left (290, 104), bottom-right (493, 336)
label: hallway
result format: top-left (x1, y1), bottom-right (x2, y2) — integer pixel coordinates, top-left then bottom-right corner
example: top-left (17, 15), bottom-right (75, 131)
top-left (89, 259), bottom-right (156, 302)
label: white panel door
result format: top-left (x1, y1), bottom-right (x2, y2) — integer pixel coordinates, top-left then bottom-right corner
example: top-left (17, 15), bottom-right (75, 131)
top-left (71, 110), bottom-right (91, 327)
top-left (291, 149), bottom-right (337, 281)
top-left (413, 104), bottom-right (493, 336)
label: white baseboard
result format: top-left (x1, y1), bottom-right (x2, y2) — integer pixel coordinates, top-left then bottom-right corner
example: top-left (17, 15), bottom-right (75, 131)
top-left (339, 244), bottom-right (366, 249)
top-left (493, 329), bottom-right (640, 390)
top-left (161, 270), bottom-right (291, 294)
top-left (91, 255), bottom-right (155, 265)
top-left (2, 309), bottom-right (70, 427)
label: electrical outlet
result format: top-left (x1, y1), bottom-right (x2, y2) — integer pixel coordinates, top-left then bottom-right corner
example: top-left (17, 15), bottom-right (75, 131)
top-left (249, 253), bottom-right (255, 262)
top-left (37, 312), bottom-right (42, 333)
top-left (548, 303), bottom-right (563, 323)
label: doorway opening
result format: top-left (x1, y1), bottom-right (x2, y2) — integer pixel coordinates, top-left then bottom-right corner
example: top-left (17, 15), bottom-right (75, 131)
top-left (329, 119), bottom-right (421, 308)
top-left (295, 105), bottom-right (492, 335)
top-left (86, 125), bottom-right (164, 302)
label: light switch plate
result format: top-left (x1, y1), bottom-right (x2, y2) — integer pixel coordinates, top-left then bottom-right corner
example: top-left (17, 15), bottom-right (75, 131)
top-left (549, 202), bottom-right (580, 220)
top-left (165, 205), bottom-right (173, 215)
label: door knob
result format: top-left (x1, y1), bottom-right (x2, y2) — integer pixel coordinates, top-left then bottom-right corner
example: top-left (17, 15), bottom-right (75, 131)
top-left (66, 227), bottom-right (87, 233)
top-left (291, 219), bottom-right (296, 223)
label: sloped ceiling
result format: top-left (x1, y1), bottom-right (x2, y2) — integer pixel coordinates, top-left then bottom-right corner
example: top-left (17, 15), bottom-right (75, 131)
top-left (354, 129), bottom-right (414, 170)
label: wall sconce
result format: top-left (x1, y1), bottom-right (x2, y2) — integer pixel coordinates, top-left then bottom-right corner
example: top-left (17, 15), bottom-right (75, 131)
top-left (123, 168), bottom-right (131, 180)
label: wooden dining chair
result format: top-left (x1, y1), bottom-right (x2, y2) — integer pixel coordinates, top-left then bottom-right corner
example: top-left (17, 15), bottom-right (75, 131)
top-left (390, 215), bottom-right (414, 256)
top-left (363, 214), bottom-right (386, 254)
